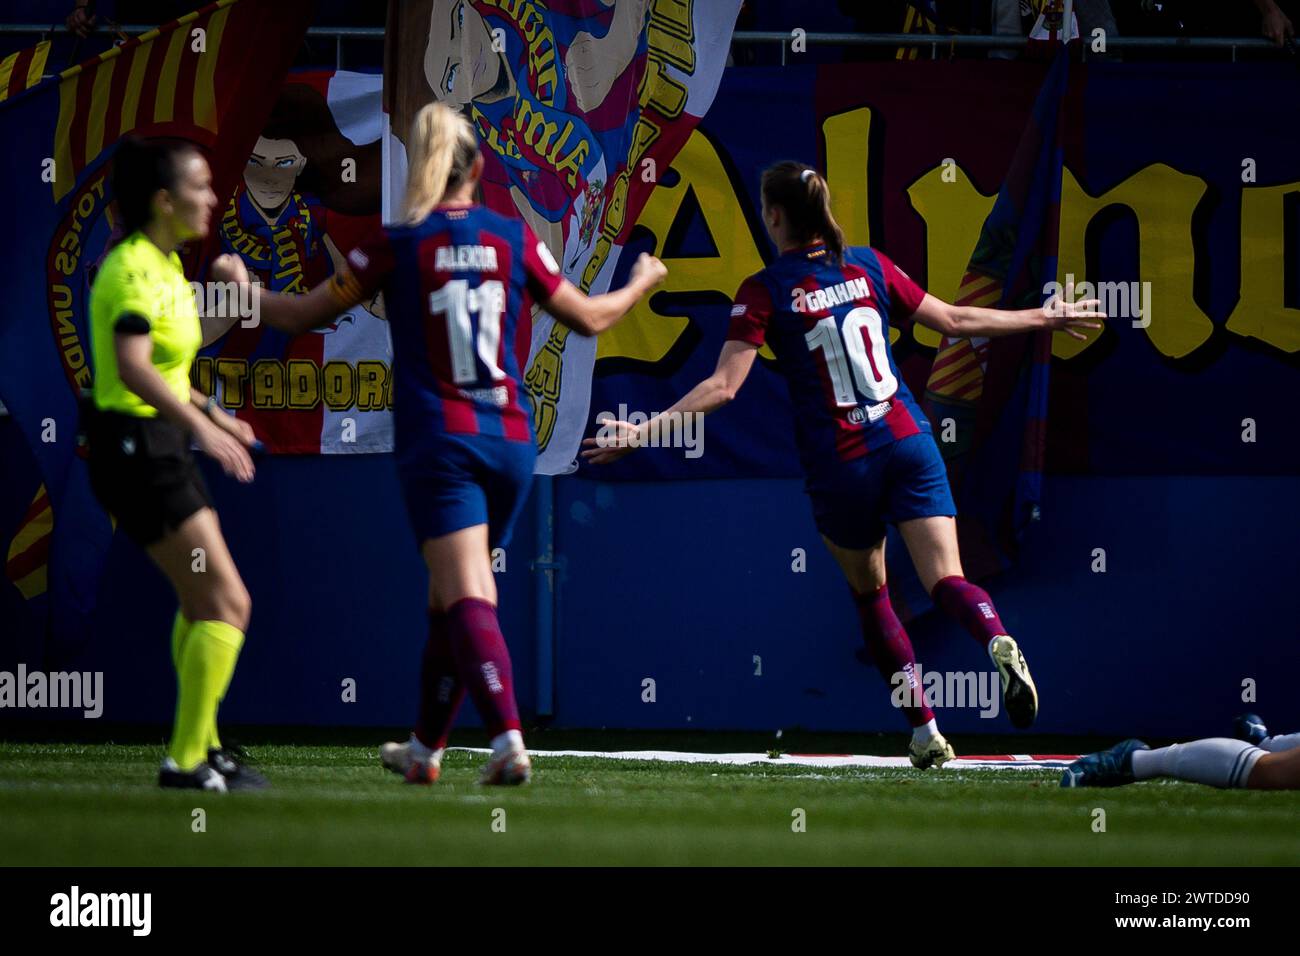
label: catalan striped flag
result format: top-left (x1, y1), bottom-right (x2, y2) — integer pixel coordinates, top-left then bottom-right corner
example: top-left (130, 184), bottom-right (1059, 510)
top-left (47, 0), bottom-right (263, 203)
top-left (5, 486), bottom-right (52, 600)
top-left (922, 45), bottom-right (1070, 575)
top-left (0, 40), bottom-right (50, 102)
top-left (0, 0), bottom-right (312, 660)
top-left (926, 276), bottom-right (995, 404)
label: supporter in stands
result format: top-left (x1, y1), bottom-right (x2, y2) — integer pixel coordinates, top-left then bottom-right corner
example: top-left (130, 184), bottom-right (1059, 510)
top-left (989, 0), bottom-right (1119, 59)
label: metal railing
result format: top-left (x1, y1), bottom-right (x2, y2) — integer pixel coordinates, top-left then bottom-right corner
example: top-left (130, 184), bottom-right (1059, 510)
top-left (731, 30), bottom-right (1288, 64)
top-left (0, 23), bottom-right (1289, 71)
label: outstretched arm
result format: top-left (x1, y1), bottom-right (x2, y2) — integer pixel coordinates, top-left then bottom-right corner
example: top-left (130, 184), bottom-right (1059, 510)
top-left (215, 238), bottom-right (666, 340)
top-left (581, 339), bottom-right (759, 465)
top-left (911, 282), bottom-right (1105, 340)
top-left (252, 281), bottom-right (345, 336)
top-left (210, 253), bottom-right (353, 337)
top-left (543, 252), bottom-right (666, 336)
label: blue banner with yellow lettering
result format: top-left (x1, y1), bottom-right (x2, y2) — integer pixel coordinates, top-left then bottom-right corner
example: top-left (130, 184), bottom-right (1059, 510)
top-left (586, 59), bottom-right (1300, 482)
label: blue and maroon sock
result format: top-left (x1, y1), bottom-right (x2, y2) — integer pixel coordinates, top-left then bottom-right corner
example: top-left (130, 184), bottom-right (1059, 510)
top-left (414, 609), bottom-right (464, 750)
top-left (445, 597), bottom-right (522, 739)
top-left (931, 575), bottom-right (1007, 651)
top-left (853, 584), bottom-right (935, 729)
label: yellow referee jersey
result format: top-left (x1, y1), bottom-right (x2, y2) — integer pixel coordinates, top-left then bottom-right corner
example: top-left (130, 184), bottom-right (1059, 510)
top-left (89, 231), bottom-right (201, 417)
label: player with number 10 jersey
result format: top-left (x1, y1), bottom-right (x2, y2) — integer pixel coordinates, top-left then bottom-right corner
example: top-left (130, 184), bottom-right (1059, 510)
top-left (729, 240), bottom-right (944, 531)
top-left (586, 160), bottom-right (1104, 767)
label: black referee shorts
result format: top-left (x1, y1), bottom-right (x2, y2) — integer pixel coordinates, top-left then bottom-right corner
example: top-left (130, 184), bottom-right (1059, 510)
top-left (82, 401), bottom-right (212, 547)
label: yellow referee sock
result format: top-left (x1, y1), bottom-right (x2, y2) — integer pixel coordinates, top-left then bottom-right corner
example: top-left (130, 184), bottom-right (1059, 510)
top-left (170, 611), bottom-right (188, 671)
top-left (170, 612), bottom-right (223, 753)
top-left (168, 620), bottom-right (244, 771)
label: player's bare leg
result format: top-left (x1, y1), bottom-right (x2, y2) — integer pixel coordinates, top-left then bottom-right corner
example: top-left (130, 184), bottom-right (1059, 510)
top-left (147, 508), bottom-right (263, 790)
top-left (898, 516), bottom-right (1038, 728)
top-left (148, 507), bottom-right (250, 632)
top-left (1246, 746), bottom-right (1300, 789)
top-left (822, 534), bottom-right (955, 768)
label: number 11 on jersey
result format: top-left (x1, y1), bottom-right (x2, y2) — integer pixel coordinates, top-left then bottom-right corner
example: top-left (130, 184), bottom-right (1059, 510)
top-left (430, 279), bottom-right (507, 385)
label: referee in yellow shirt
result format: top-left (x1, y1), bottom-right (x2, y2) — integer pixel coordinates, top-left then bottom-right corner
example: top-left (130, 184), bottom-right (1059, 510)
top-left (85, 137), bottom-right (266, 791)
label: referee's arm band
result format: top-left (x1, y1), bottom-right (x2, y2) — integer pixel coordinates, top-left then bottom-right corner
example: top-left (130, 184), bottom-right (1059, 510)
top-left (113, 312), bottom-right (151, 335)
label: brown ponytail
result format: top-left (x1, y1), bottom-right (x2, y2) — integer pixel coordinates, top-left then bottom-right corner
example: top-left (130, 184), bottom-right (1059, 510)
top-left (761, 161), bottom-right (847, 262)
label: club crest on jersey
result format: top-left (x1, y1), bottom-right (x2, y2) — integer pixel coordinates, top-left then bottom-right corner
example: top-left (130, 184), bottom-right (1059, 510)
top-left (791, 277), bottom-right (870, 313)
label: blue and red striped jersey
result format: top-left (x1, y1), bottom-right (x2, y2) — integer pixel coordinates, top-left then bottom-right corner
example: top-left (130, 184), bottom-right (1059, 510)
top-left (728, 242), bottom-right (931, 478)
top-left (339, 205), bottom-right (564, 458)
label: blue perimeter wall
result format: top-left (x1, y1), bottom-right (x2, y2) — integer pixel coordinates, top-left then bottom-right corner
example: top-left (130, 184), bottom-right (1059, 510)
top-left (6, 443), bottom-right (1296, 740)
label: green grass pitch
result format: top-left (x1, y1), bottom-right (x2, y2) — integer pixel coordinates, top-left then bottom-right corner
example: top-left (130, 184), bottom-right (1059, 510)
top-left (3, 732), bottom-right (1298, 866)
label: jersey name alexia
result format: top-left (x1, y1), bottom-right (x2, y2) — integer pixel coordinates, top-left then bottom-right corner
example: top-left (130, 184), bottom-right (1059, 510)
top-left (435, 245), bottom-right (500, 273)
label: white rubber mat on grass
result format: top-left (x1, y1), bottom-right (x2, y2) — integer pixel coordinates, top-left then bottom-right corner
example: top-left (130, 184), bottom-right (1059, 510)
top-left (451, 748), bottom-right (1078, 770)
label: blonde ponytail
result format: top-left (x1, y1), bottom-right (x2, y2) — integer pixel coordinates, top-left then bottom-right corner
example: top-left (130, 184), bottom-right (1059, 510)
top-left (402, 102), bottom-right (480, 225)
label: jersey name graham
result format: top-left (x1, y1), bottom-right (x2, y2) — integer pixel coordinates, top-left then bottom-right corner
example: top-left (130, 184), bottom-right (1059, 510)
top-left (726, 244), bottom-right (933, 476)
top-left (792, 276), bottom-right (870, 313)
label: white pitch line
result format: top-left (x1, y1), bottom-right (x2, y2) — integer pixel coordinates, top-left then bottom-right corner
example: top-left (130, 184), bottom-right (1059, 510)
top-left (448, 748), bottom-right (1077, 770)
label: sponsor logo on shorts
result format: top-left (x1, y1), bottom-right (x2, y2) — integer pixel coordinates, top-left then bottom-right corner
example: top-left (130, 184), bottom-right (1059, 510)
top-left (458, 385), bottom-right (511, 407)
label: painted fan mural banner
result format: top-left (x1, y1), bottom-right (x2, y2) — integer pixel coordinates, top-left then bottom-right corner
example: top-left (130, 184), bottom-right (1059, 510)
top-left (195, 70), bottom-right (392, 454)
top-left (383, 0), bottom-right (742, 474)
top-left (3, 19), bottom-right (1299, 656)
top-left (0, 0), bottom-right (313, 653)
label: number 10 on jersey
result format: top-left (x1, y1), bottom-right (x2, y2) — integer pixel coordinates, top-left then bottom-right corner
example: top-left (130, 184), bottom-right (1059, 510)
top-left (804, 306), bottom-right (897, 405)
